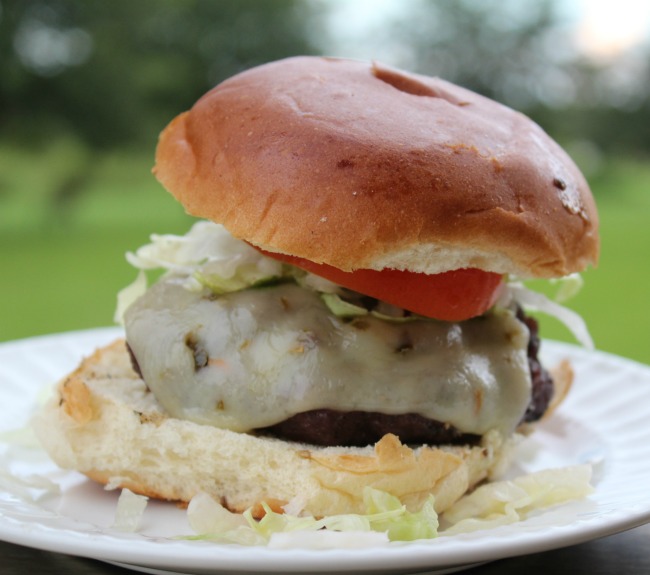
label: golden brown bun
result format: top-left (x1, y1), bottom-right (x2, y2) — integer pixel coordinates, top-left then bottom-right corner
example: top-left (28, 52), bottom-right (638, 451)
top-left (32, 339), bottom-right (516, 517)
top-left (154, 56), bottom-right (599, 278)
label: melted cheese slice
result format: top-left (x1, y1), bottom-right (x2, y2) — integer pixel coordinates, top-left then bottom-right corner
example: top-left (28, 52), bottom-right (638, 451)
top-left (125, 280), bottom-right (532, 436)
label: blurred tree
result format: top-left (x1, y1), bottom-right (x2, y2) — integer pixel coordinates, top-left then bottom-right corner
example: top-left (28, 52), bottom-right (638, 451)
top-left (529, 51), bottom-right (650, 157)
top-left (321, 0), bottom-right (575, 109)
top-left (0, 0), bottom-right (324, 219)
top-left (390, 0), bottom-right (564, 107)
top-left (0, 0), bottom-right (321, 149)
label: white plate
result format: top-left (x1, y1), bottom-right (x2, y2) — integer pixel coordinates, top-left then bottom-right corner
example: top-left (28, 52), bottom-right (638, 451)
top-left (1, 328), bottom-right (650, 575)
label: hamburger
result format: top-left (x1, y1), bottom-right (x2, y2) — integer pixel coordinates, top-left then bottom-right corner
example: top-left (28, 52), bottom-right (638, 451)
top-left (34, 57), bottom-right (599, 520)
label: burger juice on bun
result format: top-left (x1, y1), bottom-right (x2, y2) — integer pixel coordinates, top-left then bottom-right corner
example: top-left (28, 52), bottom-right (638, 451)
top-left (34, 57), bottom-right (599, 524)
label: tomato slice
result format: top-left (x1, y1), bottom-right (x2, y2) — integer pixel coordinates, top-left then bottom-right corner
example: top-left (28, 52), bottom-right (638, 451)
top-left (259, 250), bottom-right (503, 321)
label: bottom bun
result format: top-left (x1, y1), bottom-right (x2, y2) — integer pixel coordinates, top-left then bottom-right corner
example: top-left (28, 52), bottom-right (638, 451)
top-left (33, 339), bottom-right (522, 517)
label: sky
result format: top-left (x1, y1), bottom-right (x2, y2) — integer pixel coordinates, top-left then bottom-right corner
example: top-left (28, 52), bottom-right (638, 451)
top-left (573, 0), bottom-right (650, 59)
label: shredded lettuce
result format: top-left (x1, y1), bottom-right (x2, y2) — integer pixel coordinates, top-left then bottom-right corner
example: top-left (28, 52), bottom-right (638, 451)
top-left (295, 270), bottom-right (341, 294)
top-left (321, 293), bottom-right (420, 322)
top-left (0, 424), bottom-right (61, 502)
top-left (549, 273), bottom-right (585, 303)
top-left (321, 292), bottom-right (368, 317)
top-left (0, 463), bottom-right (60, 503)
top-left (441, 464), bottom-right (594, 535)
top-left (125, 221), bottom-right (284, 291)
top-left (361, 488), bottom-right (439, 541)
top-left (184, 466), bottom-right (593, 547)
top-left (112, 488), bottom-right (149, 532)
top-left (186, 492), bottom-right (266, 545)
top-left (503, 282), bottom-right (594, 349)
top-left (193, 268), bottom-right (284, 295)
top-left (186, 487), bottom-right (439, 545)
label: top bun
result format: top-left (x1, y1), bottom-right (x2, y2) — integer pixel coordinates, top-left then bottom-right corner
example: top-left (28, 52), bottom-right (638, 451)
top-left (154, 56), bottom-right (599, 278)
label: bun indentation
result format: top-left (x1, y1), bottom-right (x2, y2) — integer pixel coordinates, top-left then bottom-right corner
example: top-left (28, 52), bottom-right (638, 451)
top-left (371, 62), bottom-right (464, 105)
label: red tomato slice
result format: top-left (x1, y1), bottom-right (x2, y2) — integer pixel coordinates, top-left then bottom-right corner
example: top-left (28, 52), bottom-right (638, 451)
top-left (259, 249), bottom-right (503, 321)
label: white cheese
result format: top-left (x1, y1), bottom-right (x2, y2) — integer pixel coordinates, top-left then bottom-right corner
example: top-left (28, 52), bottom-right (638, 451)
top-left (125, 281), bottom-right (531, 436)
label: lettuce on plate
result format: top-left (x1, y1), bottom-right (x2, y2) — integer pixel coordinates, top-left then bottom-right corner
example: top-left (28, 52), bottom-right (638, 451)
top-left (185, 487), bottom-right (438, 547)
top-left (184, 465), bottom-right (593, 547)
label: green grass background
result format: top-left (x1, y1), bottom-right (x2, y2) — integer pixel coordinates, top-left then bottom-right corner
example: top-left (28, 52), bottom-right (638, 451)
top-left (1, 140), bottom-right (648, 365)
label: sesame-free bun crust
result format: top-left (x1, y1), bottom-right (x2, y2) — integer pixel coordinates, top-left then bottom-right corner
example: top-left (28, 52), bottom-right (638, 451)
top-left (154, 56), bottom-right (598, 278)
top-left (32, 339), bottom-right (514, 517)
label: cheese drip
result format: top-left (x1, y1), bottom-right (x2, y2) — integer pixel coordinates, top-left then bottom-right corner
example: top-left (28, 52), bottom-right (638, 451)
top-left (125, 280), bottom-right (532, 436)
